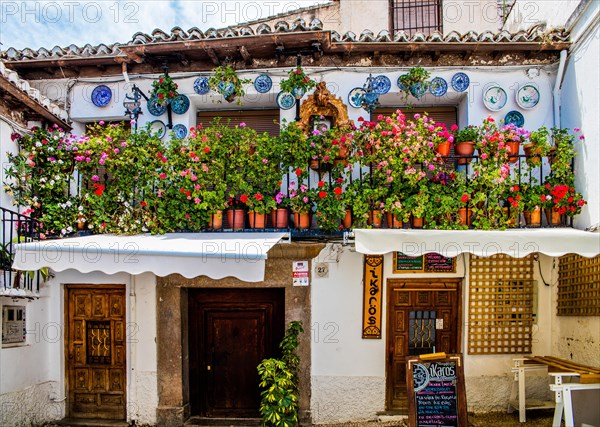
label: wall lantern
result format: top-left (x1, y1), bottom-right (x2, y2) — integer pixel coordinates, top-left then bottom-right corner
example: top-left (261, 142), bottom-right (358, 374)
top-left (123, 84), bottom-right (148, 130)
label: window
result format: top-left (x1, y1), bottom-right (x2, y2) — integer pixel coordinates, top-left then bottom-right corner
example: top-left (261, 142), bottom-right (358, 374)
top-left (197, 110), bottom-right (280, 136)
top-left (390, 0), bottom-right (442, 36)
top-left (558, 254), bottom-right (600, 316)
top-left (468, 255), bottom-right (535, 354)
top-left (2, 305), bottom-right (26, 345)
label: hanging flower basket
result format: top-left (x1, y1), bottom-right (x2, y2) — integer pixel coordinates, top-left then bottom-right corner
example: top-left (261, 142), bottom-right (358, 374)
top-left (150, 74), bottom-right (178, 106)
top-left (280, 66), bottom-right (317, 99)
top-left (208, 65), bottom-right (252, 105)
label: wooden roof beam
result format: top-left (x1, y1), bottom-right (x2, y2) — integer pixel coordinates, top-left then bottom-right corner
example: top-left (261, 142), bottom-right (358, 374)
top-left (205, 47), bottom-right (220, 66)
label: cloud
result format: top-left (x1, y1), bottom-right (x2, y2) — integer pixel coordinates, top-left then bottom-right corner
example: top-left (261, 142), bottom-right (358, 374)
top-left (0, 0), bottom-right (329, 50)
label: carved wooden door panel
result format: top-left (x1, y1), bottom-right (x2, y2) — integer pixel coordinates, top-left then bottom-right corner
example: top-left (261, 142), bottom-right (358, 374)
top-left (188, 288), bottom-right (285, 418)
top-left (66, 285), bottom-right (126, 420)
top-left (386, 280), bottom-right (461, 412)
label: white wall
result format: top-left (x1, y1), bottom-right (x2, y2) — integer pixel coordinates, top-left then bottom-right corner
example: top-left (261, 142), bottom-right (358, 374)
top-left (559, 4), bottom-right (600, 230)
top-left (442, 0), bottom-right (502, 33)
top-left (1, 119), bottom-right (21, 211)
top-left (503, 0), bottom-right (581, 32)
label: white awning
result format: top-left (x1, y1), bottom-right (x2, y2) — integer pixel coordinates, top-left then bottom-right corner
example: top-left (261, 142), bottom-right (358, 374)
top-left (13, 232), bottom-right (287, 282)
top-left (354, 228), bottom-right (600, 258)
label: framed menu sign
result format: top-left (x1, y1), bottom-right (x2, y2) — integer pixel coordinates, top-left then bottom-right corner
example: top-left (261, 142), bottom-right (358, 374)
top-left (393, 252), bottom-right (455, 273)
top-left (406, 353), bottom-right (468, 427)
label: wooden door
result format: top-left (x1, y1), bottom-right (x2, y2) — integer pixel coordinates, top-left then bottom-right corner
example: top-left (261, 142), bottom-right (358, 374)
top-left (65, 284), bottom-right (126, 420)
top-left (386, 279), bottom-right (462, 412)
top-left (188, 288), bottom-right (285, 417)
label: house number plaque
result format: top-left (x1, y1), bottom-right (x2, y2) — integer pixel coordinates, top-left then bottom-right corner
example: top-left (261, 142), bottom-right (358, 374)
top-left (362, 255), bottom-right (384, 339)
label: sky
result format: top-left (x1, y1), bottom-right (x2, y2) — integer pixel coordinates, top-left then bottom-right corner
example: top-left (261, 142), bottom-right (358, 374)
top-left (0, 0), bottom-right (330, 51)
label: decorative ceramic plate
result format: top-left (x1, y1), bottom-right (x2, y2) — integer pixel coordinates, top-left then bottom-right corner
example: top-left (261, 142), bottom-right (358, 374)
top-left (410, 82), bottom-right (428, 99)
top-left (348, 87), bottom-right (366, 108)
top-left (149, 120), bottom-right (167, 139)
top-left (397, 74), bottom-right (408, 91)
top-left (429, 77), bottom-right (448, 96)
top-left (193, 77), bottom-right (210, 95)
top-left (276, 91), bottom-right (296, 110)
top-left (516, 84), bottom-right (540, 109)
top-left (91, 85), bottom-right (112, 107)
top-left (254, 74), bottom-right (272, 93)
top-left (172, 124), bottom-right (187, 139)
top-left (171, 94), bottom-right (190, 114)
top-left (483, 86), bottom-right (508, 111)
top-left (373, 75), bottom-right (391, 94)
top-left (451, 72), bottom-right (470, 92)
top-left (504, 110), bottom-right (525, 128)
top-left (147, 96), bottom-right (167, 116)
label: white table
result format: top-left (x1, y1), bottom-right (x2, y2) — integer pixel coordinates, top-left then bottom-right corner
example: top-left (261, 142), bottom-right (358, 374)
top-left (508, 358), bottom-right (555, 422)
top-left (549, 374), bottom-right (600, 427)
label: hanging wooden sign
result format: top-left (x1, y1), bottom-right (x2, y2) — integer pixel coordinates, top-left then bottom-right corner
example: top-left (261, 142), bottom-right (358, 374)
top-left (362, 255), bottom-right (384, 339)
top-left (406, 353), bottom-right (468, 427)
top-left (393, 252), bottom-right (456, 273)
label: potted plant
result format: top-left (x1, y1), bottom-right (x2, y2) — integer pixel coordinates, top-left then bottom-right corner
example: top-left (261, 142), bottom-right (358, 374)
top-left (240, 192), bottom-right (277, 229)
top-left (523, 126), bottom-right (550, 167)
top-left (383, 194), bottom-right (409, 229)
top-left (522, 184), bottom-right (545, 227)
top-left (405, 185), bottom-right (430, 228)
top-left (150, 74), bottom-right (179, 105)
top-left (549, 127), bottom-right (578, 182)
top-left (314, 181), bottom-right (346, 232)
top-left (280, 66), bottom-right (317, 99)
top-left (208, 65), bottom-right (252, 105)
top-left (541, 179), bottom-right (586, 226)
top-left (452, 124), bottom-right (479, 164)
top-left (398, 66), bottom-right (431, 101)
top-left (288, 182), bottom-right (313, 229)
top-left (500, 123), bottom-right (530, 164)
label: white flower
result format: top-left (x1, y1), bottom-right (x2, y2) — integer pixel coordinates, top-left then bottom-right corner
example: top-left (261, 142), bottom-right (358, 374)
top-left (67, 226), bottom-right (73, 232)
top-left (61, 228), bottom-right (67, 235)
top-left (66, 200), bottom-right (72, 207)
top-left (78, 206), bottom-right (84, 212)
top-left (49, 180), bottom-right (55, 185)
top-left (35, 142), bottom-right (42, 147)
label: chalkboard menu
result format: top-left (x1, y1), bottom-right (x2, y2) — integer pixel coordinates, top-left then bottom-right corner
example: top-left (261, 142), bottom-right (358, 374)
top-left (394, 252), bottom-right (456, 273)
top-left (406, 353), bottom-right (468, 427)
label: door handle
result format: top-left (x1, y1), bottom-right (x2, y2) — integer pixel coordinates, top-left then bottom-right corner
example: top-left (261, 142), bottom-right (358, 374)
top-left (207, 365), bottom-right (211, 371)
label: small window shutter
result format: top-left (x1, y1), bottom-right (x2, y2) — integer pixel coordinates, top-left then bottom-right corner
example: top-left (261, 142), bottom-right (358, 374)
top-left (197, 110), bottom-right (280, 135)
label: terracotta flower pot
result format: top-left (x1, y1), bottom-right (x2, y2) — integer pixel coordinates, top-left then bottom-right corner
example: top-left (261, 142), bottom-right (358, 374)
top-left (368, 210), bottom-right (383, 228)
top-left (545, 208), bottom-right (564, 227)
top-left (226, 209), bottom-right (245, 230)
top-left (271, 208), bottom-right (289, 228)
top-left (502, 207), bottom-right (518, 228)
top-left (454, 141), bottom-right (475, 164)
top-left (293, 212), bottom-right (311, 229)
top-left (411, 216), bottom-right (425, 229)
top-left (248, 212), bottom-right (266, 229)
top-left (506, 141), bottom-right (521, 164)
top-left (436, 140), bottom-right (451, 157)
top-left (523, 143), bottom-right (543, 167)
top-left (523, 206), bottom-right (541, 227)
top-left (342, 209), bottom-right (353, 229)
top-left (458, 207), bottom-right (472, 227)
top-left (208, 210), bottom-right (223, 229)
top-left (386, 212), bottom-right (403, 229)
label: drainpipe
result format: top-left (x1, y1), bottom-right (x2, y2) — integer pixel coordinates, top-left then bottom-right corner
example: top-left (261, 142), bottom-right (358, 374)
top-left (553, 49), bottom-right (568, 128)
top-left (122, 62), bottom-right (130, 83)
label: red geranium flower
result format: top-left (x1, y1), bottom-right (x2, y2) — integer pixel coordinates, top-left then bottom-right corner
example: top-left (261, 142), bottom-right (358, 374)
top-left (240, 194), bottom-right (249, 203)
top-left (334, 187), bottom-right (343, 195)
top-left (317, 180), bottom-right (325, 187)
top-left (461, 194), bottom-right (469, 203)
top-left (318, 191), bottom-right (327, 199)
top-left (254, 193), bottom-right (263, 201)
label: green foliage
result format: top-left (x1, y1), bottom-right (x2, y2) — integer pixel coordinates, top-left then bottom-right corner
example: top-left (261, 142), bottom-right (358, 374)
top-left (398, 66), bottom-right (431, 101)
top-left (279, 67), bottom-right (316, 95)
top-left (150, 74), bottom-right (179, 104)
top-left (453, 125), bottom-right (479, 143)
top-left (208, 65), bottom-right (252, 105)
top-left (258, 321), bottom-right (304, 427)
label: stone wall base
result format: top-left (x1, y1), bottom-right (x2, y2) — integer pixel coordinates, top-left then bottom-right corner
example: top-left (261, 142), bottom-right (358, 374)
top-left (0, 381), bottom-right (64, 426)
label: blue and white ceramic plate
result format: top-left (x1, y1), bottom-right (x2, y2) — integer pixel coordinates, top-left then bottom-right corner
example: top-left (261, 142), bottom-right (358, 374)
top-left (504, 110), bottom-right (525, 128)
top-left (276, 91), bottom-right (296, 110)
top-left (410, 82), bottom-right (428, 100)
top-left (149, 120), bottom-right (167, 139)
top-left (397, 74), bottom-right (408, 91)
top-left (348, 87), bottom-right (366, 108)
top-left (254, 74), bottom-right (272, 93)
top-left (193, 77), bottom-right (210, 95)
top-left (483, 86), bottom-right (507, 111)
top-left (373, 75), bottom-right (391, 94)
top-left (171, 94), bottom-right (190, 114)
top-left (147, 96), bottom-right (167, 116)
top-left (516, 84), bottom-right (540, 109)
top-left (172, 124), bottom-right (187, 139)
top-left (451, 72), bottom-right (470, 92)
top-left (91, 85), bottom-right (112, 107)
top-left (429, 77), bottom-right (448, 97)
